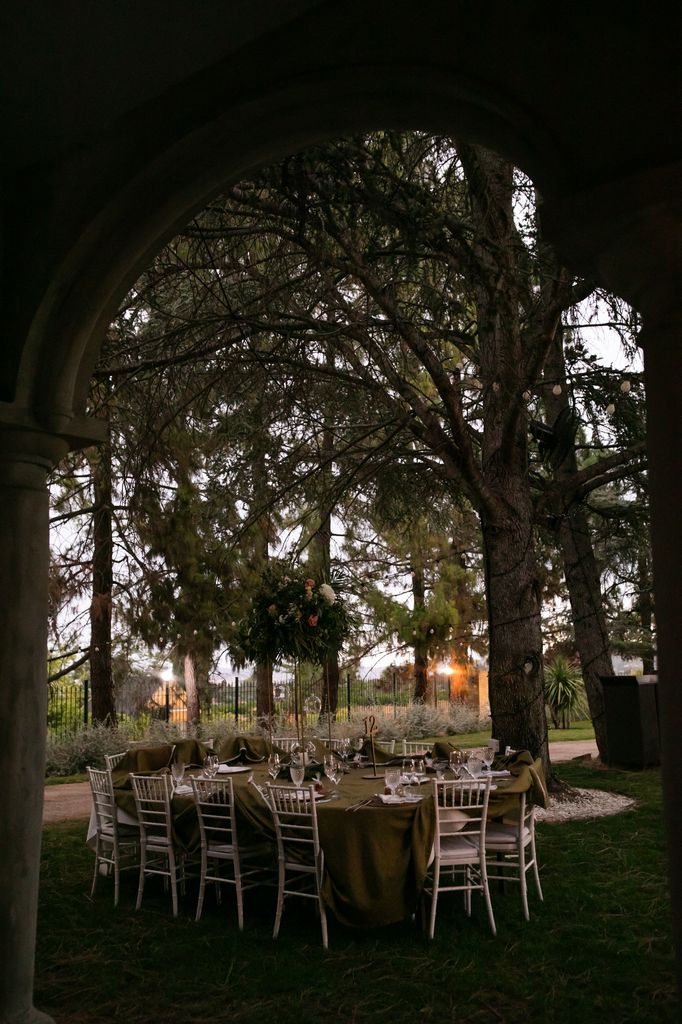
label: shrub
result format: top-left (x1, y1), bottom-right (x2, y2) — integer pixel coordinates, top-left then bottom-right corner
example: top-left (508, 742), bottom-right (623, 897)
top-left (544, 656), bottom-right (589, 728)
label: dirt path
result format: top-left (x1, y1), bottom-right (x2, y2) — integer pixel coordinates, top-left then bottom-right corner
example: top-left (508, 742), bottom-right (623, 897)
top-left (42, 740), bottom-right (599, 824)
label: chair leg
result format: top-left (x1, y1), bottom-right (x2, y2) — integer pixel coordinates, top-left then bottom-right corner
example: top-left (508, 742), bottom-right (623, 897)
top-left (519, 844), bottom-right (530, 921)
top-left (113, 846), bottom-right (120, 908)
top-left (273, 862), bottom-right (286, 939)
top-left (530, 832), bottom-right (543, 901)
top-left (234, 859), bottom-right (245, 932)
top-left (195, 849), bottom-right (208, 922)
top-left (90, 838), bottom-right (100, 898)
top-left (135, 844), bottom-right (147, 911)
top-left (480, 859), bottom-right (497, 937)
top-left (427, 864), bottom-right (440, 939)
top-left (169, 848), bottom-right (179, 918)
top-left (318, 892), bottom-right (329, 950)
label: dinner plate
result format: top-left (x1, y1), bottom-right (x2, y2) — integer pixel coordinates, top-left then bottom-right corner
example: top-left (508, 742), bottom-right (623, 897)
top-left (217, 764), bottom-right (251, 774)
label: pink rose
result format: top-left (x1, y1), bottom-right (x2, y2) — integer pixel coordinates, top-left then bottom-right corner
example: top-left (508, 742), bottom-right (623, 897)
top-left (308, 614), bottom-right (319, 627)
top-left (304, 578), bottom-right (315, 589)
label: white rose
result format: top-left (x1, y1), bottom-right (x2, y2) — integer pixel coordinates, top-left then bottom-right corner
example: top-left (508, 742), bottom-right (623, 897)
top-left (318, 583), bottom-right (336, 605)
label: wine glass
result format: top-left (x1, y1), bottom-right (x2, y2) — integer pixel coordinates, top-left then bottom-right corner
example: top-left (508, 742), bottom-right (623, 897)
top-left (482, 746), bottom-right (495, 772)
top-left (171, 762), bottom-right (185, 787)
top-left (384, 767), bottom-right (401, 797)
top-left (267, 753), bottom-right (281, 780)
top-left (323, 754), bottom-right (339, 787)
top-left (203, 755), bottom-right (219, 778)
top-left (467, 755), bottom-right (483, 778)
top-left (337, 737), bottom-right (351, 770)
top-left (290, 756), bottom-right (305, 789)
top-left (449, 751), bottom-right (462, 779)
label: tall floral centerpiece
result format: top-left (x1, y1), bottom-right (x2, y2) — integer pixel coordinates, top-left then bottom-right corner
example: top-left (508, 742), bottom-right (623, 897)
top-left (229, 559), bottom-right (353, 749)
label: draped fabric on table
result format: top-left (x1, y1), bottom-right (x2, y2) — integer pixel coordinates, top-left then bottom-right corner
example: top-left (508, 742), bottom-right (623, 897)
top-left (359, 739), bottom-right (404, 765)
top-left (214, 735), bottom-right (273, 763)
top-left (103, 740), bottom-right (545, 926)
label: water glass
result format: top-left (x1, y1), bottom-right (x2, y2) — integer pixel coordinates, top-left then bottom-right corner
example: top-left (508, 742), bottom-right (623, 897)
top-left (482, 746), bottom-right (495, 771)
top-left (384, 767), bottom-right (401, 796)
top-left (290, 763), bottom-right (306, 788)
top-left (267, 753), bottom-right (281, 780)
top-left (171, 762), bottom-right (185, 786)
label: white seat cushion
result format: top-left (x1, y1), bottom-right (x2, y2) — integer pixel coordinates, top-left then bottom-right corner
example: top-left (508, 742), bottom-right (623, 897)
top-left (485, 823), bottom-right (531, 848)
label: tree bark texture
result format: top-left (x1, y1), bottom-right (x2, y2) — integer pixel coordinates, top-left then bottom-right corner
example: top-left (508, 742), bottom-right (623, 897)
top-left (89, 437), bottom-right (117, 724)
top-left (184, 652), bottom-right (199, 726)
top-left (411, 566), bottom-right (430, 702)
top-left (543, 334), bottom-right (613, 761)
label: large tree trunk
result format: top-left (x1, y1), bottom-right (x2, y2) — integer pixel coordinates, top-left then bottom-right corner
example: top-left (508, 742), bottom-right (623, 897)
top-left (89, 434), bottom-right (116, 724)
top-left (320, 655), bottom-right (340, 717)
top-left (543, 334), bottom-right (613, 761)
top-left (482, 504), bottom-right (549, 770)
top-left (458, 144), bottom-right (550, 775)
top-left (556, 508), bottom-right (612, 758)
top-left (184, 652), bottom-right (199, 726)
top-left (411, 566), bottom-right (430, 702)
top-left (637, 553), bottom-right (656, 674)
top-left (256, 660), bottom-right (274, 725)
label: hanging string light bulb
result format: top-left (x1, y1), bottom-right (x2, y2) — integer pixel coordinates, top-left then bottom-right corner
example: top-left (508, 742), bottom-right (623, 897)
top-left (620, 380), bottom-right (631, 393)
top-left (552, 384), bottom-right (562, 396)
top-left (606, 402), bottom-right (616, 416)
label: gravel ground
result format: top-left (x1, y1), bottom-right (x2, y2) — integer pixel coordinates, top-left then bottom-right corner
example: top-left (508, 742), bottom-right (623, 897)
top-left (536, 785), bottom-right (636, 823)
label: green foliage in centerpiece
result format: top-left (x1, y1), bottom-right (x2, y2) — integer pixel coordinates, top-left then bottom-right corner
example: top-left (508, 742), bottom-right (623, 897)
top-left (229, 558), bottom-right (353, 666)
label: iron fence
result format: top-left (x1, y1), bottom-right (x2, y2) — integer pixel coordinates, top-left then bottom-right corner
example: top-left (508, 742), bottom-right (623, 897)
top-left (47, 670), bottom-right (483, 738)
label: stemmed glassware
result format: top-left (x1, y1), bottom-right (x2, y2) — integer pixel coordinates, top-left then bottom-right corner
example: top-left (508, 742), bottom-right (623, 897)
top-left (323, 754), bottom-right (341, 789)
top-left (267, 753), bottom-right (281, 780)
top-left (351, 736), bottom-right (365, 764)
top-left (384, 767), bottom-right (401, 797)
top-left (482, 746), bottom-right (495, 772)
top-left (203, 755), bottom-right (219, 778)
top-left (170, 762), bottom-right (185, 788)
top-left (290, 755), bottom-right (305, 789)
top-left (337, 737), bottom-right (351, 770)
top-left (449, 751), bottom-right (463, 779)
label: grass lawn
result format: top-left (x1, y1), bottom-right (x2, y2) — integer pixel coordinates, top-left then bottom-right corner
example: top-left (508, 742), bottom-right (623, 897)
top-left (35, 761), bottom-right (676, 1024)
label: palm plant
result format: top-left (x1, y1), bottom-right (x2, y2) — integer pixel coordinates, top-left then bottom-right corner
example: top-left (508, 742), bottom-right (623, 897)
top-left (544, 656), bottom-right (589, 729)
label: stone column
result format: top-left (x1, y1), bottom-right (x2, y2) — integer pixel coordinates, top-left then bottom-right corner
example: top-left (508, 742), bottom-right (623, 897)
top-left (0, 429), bottom-right (68, 1024)
top-left (639, 316), bottom-right (682, 988)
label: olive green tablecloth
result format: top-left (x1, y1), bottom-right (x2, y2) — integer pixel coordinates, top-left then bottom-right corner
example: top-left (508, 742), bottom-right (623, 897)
top-left (109, 745), bottom-right (543, 929)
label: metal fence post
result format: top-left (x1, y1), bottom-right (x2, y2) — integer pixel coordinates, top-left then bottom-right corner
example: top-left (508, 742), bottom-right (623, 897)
top-left (346, 673), bottom-right (351, 721)
top-left (165, 683), bottom-right (170, 722)
top-left (83, 678), bottom-right (89, 726)
top-left (235, 675), bottom-right (239, 726)
top-left (392, 672), bottom-right (397, 716)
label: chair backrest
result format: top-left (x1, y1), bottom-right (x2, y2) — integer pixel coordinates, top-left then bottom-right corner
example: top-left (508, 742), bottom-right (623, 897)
top-left (272, 736), bottom-right (298, 753)
top-left (401, 740), bottom-right (426, 755)
top-left (104, 751), bottom-right (127, 770)
top-left (87, 766), bottom-right (117, 834)
top-left (432, 777), bottom-right (492, 849)
top-left (266, 783), bottom-right (321, 864)
top-left (130, 773), bottom-right (173, 843)
top-left (191, 777), bottom-right (238, 850)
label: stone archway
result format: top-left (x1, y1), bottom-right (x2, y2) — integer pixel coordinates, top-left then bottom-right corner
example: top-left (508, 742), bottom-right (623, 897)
top-left (1, 7), bottom-right (680, 1021)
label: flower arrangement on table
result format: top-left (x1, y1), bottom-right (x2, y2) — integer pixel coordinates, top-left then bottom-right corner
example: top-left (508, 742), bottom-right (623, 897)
top-left (229, 559), bottom-right (353, 753)
top-left (229, 558), bottom-right (353, 668)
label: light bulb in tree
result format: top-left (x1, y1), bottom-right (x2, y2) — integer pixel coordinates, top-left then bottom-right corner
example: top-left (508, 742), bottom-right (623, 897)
top-left (492, 381), bottom-right (500, 393)
top-left (522, 390), bottom-right (531, 401)
top-left (552, 384), bottom-right (562, 396)
top-left (620, 380), bottom-right (631, 393)
top-left (606, 403), bottom-right (616, 415)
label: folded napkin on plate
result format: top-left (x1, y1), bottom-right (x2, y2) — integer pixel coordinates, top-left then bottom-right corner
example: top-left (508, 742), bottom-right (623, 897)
top-left (376, 793), bottom-right (422, 804)
top-left (173, 784), bottom-right (193, 796)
